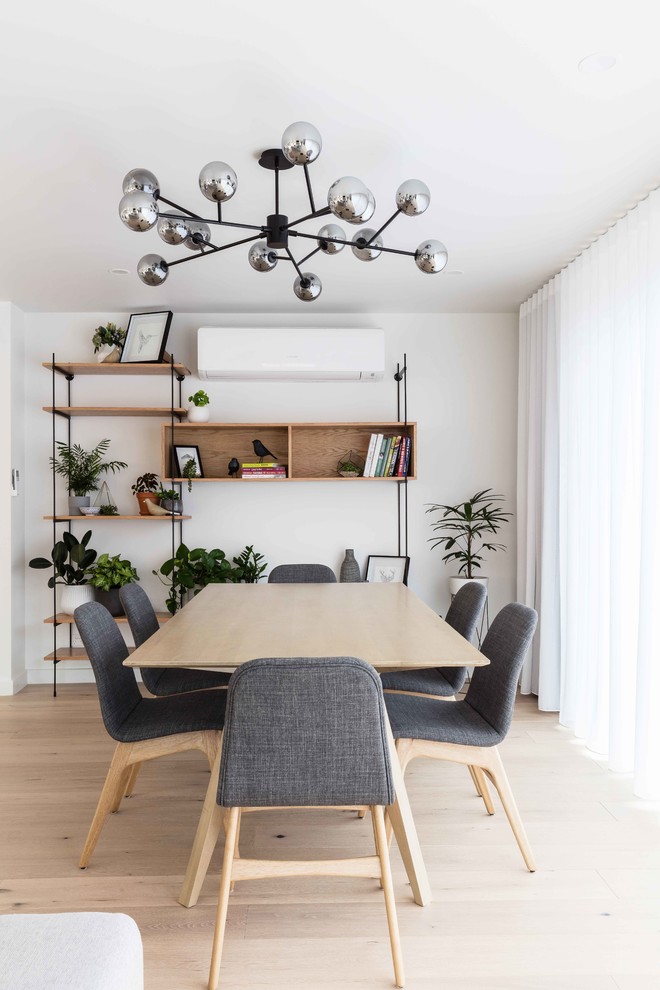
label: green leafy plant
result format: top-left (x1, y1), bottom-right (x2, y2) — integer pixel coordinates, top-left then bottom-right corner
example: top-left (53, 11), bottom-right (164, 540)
top-left (99, 504), bottom-right (119, 515)
top-left (154, 544), bottom-right (237, 613)
top-left (188, 389), bottom-right (210, 407)
top-left (182, 459), bottom-right (198, 493)
top-left (339, 461), bottom-right (360, 474)
top-left (86, 553), bottom-right (139, 591)
top-left (51, 440), bottom-right (127, 497)
top-left (92, 322), bottom-right (125, 354)
top-left (426, 488), bottom-right (511, 578)
top-left (29, 530), bottom-right (97, 586)
top-left (156, 487), bottom-right (179, 501)
top-left (131, 473), bottom-right (159, 494)
top-left (232, 545), bottom-right (268, 584)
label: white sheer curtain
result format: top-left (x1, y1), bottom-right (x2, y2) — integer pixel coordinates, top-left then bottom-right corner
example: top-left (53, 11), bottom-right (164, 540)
top-left (518, 189), bottom-right (660, 799)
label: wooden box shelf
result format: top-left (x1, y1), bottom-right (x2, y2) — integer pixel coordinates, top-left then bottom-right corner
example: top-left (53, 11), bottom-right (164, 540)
top-left (161, 422), bottom-right (416, 482)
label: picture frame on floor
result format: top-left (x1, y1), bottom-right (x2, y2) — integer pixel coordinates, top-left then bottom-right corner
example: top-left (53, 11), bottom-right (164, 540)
top-left (365, 554), bottom-right (410, 585)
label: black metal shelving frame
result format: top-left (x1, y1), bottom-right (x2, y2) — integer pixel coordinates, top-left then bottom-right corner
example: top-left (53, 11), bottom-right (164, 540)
top-left (46, 354), bottom-right (187, 696)
top-left (394, 352), bottom-right (409, 568)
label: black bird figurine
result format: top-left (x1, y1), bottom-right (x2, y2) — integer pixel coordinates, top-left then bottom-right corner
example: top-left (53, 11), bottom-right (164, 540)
top-left (252, 439), bottom-right (279, 463)
top-left (228, 458), bottom-right (240, 477)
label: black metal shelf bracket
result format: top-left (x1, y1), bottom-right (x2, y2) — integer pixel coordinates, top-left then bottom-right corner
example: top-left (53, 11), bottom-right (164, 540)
top-left (394, 353), bottom-right (409, 565)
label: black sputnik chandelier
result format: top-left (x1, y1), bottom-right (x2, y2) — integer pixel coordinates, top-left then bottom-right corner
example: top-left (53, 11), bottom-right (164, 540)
top-left (118, 121), bottom-right (448, 302)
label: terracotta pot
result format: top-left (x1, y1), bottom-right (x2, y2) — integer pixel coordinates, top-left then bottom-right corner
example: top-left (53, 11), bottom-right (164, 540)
top-left (135, 492), bottom-right (159, 516)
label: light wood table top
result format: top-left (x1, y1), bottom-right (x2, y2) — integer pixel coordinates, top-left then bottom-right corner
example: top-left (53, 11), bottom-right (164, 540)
top-left (125, 582), bottom-right (489, 672)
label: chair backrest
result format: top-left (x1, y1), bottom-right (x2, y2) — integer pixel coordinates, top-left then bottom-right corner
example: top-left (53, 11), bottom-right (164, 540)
top-left (268, 564), bottom-right (337, 584)
top-left (218, 656), bottom-right (393, 808)
top-left (438, 581), bottom-right (489, 691)
top-left (119, 584), bottom-right (164, 694)
top-left (465, 602), bottom-right (538, 740)
top-left (74, 601), bottom-right (143, 741)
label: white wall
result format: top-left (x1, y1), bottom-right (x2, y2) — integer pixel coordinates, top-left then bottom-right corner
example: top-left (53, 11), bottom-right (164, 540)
top-left (21, 311), bottom-right (518, 686)
top-left (0, 303), bottom-right (26, 694)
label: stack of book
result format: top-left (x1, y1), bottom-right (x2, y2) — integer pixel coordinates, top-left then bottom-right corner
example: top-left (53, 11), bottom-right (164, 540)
top-left (363, 434), bottom-right (411, 478)
top-left (241, 462), bottom-right (287, 479)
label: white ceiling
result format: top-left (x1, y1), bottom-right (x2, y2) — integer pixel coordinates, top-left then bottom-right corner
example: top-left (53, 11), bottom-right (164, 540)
top-left (2, 0), bottom-right (659, 313)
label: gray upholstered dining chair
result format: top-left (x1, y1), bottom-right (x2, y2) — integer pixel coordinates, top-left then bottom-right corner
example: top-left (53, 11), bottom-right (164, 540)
top-left (119, 584), bottom-right (231, 695)
top-left (207, 656), bottom-right (404, 990)
top-left (385, 602), bottom-right (538, 872)
top-left (74, 602), bottom-right (226, 869)
top-left (268, 563), bottom-right (337, 583)
top-left (381, 580), bottom-right (487, 699)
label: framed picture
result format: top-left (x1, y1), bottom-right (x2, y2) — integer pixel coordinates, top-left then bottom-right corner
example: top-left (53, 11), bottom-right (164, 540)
top-left (173, 445), bottom-right (204, 479)
top-left (120, 310), bottom-right (173, 364)
top-left (365, 555), bottom-right (410, 585)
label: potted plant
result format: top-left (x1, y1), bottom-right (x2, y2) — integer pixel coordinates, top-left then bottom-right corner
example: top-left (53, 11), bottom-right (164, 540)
top-left (92, 322), bottom-right (126, 363)
top-left (232, 545), bottom-right (268, 583)
top-left (131, 473), bottom-right (160, 515)
top-left (336, 450), bottom-right (365, 478)
top-left (426, 488), bottom-right (511, 595)
top-left (181, 459), bottom-right (198, 493)
top-left (154, 543), bottom-right (238, 613)
top-left (51, 440), bottom-right (127, 515)
top-left (86, 553), bottom-right (139, 616)
top-left (29, 530), bottom-right (97, 614)
top-left (187, 389), bottom-right (210, 423)
top-left (157, 486), bottom-right (183, 514)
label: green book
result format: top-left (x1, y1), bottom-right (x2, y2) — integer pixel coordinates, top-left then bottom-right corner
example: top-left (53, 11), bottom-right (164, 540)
top-left (374, 436), bottom-right (390, 477)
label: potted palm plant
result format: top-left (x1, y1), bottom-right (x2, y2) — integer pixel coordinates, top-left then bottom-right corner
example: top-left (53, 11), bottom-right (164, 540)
top-left (51, 439), bottom-right (127, 515)
top-left (426, 488), bottom-right (511, 596)
top-left (86, 553), bottom-right (139, 615)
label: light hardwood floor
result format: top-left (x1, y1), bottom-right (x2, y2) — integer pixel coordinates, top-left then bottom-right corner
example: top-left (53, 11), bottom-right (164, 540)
top-left (1, 685), bottom-right (659, 989)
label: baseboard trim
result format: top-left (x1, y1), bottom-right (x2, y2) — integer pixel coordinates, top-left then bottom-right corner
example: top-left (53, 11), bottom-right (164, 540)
top-left (0, 671), bottom-right (29, 695)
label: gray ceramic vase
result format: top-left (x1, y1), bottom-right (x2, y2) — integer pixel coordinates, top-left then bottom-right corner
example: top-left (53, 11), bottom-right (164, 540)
top-left (340, 549), bottom-right (361, 583)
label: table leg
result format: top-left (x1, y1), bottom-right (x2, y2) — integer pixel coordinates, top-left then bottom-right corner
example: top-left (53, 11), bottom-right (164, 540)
top-left (179, 744), bottom-right (224, 908)
top-left (385, 719), bottom-right (432, 906)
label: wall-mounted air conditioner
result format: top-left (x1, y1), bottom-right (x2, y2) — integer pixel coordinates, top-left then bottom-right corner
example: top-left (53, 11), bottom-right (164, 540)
top-left (197, 327), bottom-right (384, 382)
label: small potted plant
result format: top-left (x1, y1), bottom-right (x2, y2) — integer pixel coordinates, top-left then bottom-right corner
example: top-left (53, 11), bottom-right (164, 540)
top-left (51, 439), bottom-right (127, 515)
top-left (157, 486), bottom-right (183, 514)
top-left (86, 553), bottom-right (139, 616)
top-left (336, 450), bottom-right (365, 478)
top-left (92, 322), bottom-right (126, 363)
top-left (187, 389), bottom-right (210, 423)
top-left (181, 459), bottom-right (198, 493)
top-left (426, 488), bottom-right (511, 596)
top-left (131, 473), bottom-right (160, 515)
top-left (29, 530), bottom-right (97, 614)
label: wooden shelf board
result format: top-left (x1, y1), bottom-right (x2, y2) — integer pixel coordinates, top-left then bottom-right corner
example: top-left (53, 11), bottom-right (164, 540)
top-left (44, 406), bottom-right (186, 418)
top-left (44, 647), bottom-right (136, 662)
top-left (42, 362), bottom-right (190, 377)
top-left (44, 515), bottom-right (191, 520)
top-left (45, 612), bottom-right (171, 625)
top-left (170, 476), bottom-right (414, 483)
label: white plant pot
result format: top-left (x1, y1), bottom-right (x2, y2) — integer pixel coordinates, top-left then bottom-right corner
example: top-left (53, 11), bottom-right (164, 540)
top-left (449, 576), bottom-right (489, 597)
top-left (187, 405), bottom-right (210, 423)
top-left (95, 345), bottom-right (121, 363)
top-left (60, 584), bottom-right (96, 616)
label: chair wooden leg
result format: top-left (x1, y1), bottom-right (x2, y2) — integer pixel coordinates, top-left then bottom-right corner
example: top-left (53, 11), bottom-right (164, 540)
top-left (482, 748), bottom-right (535, 872)
top-left (227, 808), bottom-right (242, 893)
top-left (79, 744), bottom-right (131, 868)
top-left (372, 805), bottom-right (405, 988)
top-left (471, 766), bottom-right (495, 814)
top-left (208, 807), bottom-right (240, 990)
top-left (124, 763), bottom-right (141, 798)
top-left (110, 766), bottom-right (133, 814)
top-left (357, 809), bottom-right (367, 819)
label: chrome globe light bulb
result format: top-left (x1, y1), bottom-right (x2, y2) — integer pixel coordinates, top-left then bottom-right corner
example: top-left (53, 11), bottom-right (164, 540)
top-left (122, 168), bottom-right (160, 197)
top-left (137, 254), bottom-right (169, 286)
top-left (281, 121), bottom-right (322, 165)
top-left (317, 223), bottom-right (346, 254)
top-left (157, 215), bottom-right (190, 245)
top-left (118, 192), bottom-right (158, 232)
top-left (396, 179), bottom-right (430, 216)
top-left (248, 241), bottom-right (278, 272)
top-left (327, 176), bottom-right (376, 225)
top-left (184, 221), bottom-right (211, 251)
top-left (199, 161), bottom-right (238, 203)
top-left (414, 239), bottom-right (448, 273)
top-left (351, 228), bottom-right (383, 262)
top-left (293, 272), bottom-right (322, 301)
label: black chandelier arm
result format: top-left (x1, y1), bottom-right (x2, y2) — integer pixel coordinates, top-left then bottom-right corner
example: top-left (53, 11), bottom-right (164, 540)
top-left (285, 247), bottom-right (306, 281)
top-left (299, 244), bottom-right (322, 265)
top-left (303, 164), bottom-right (316, 214)
top-left (275, 164), bottom-right (280, 215)
top-left (158, 210), bottom-right (266, 233)
top-left (217, 202), bottom-right (222, 223)
top-left (285, 206), bottom-right (331, 229)
top-left (167, 231), bottom-right (264, 267)
top-left (367, 210), bottom-right (400, 245)
top-left (157, 196), bottom-right (205, 221)
top-left (289, 228), bottom-right (416, 258)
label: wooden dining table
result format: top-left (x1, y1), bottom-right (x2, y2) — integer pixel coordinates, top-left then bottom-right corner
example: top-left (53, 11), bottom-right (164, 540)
top-left (125, 581), bottom-right (489, 909)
